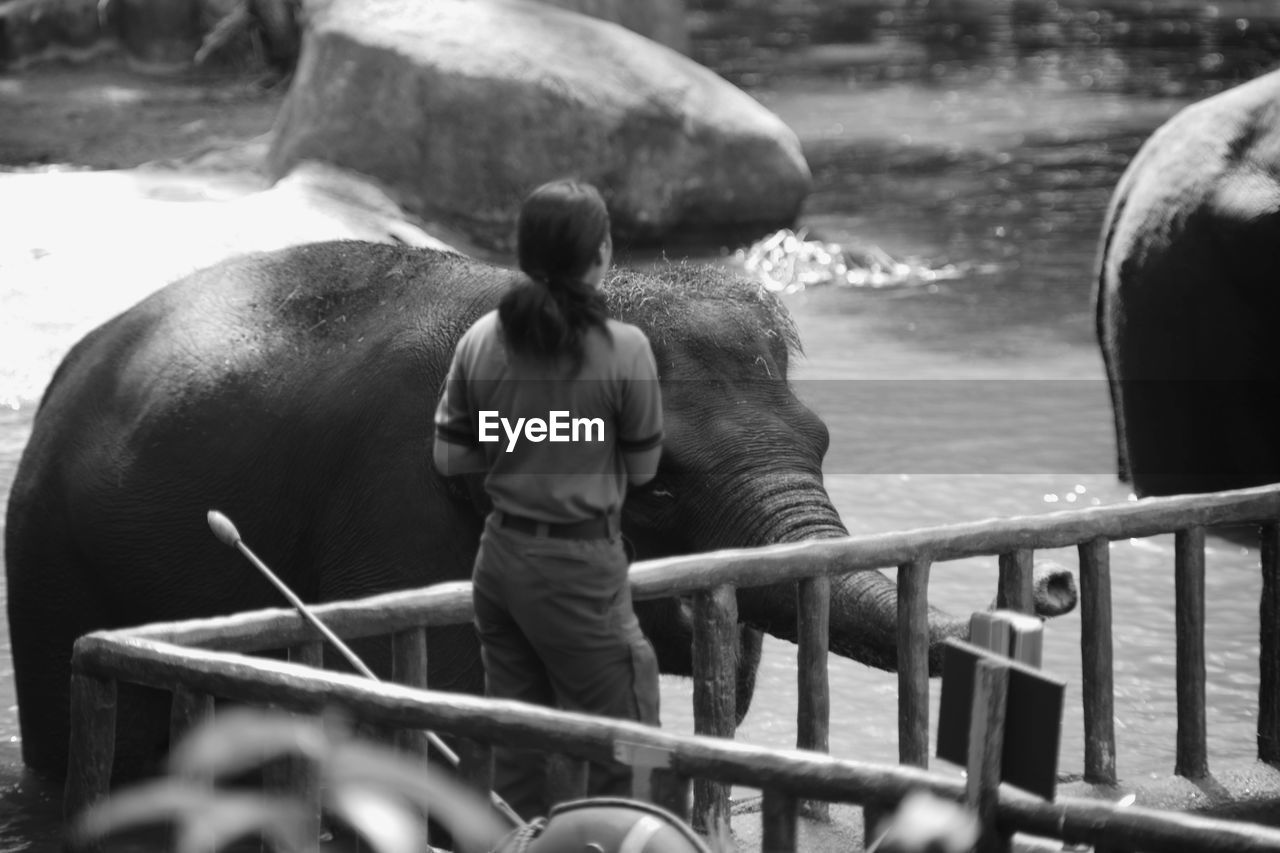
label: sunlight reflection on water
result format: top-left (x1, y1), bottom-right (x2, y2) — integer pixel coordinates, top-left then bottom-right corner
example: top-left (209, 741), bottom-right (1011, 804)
top-left (734, 227), bottom-right (972, 292)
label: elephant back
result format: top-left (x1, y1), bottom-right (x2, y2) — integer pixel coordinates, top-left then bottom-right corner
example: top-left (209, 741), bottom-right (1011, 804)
top-left (8, 241), bottom-right (515, 632)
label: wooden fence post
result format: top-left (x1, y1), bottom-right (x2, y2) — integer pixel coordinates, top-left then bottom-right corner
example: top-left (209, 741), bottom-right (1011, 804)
top-left (692, 583), bottom-right (737, 836)
top-left (1261, 522), bottom-right (1280, 763)
top-left (458, 738), bottom-right (495, 801)
top-left (651, 769), bottom-right (692, 822)
top-left (392, 626), bottom-right (431, 851)
top-left (1079, 536), bottom-right (1116, 784)
top-left (1174, 526), bottom-right (1208, 779)
top-left (288, 641), bottom-right (323, 842)
top-left (169, 684), bottom-right (215, 747)
top-left (614, 740), bottom-right (671, 807)
top-left (762, 787), bottom-right (799, 853)
top-left (796, 574), bottom-right (830, 820)
top-left (897, 558), bottom-right (932, 768)
top-left (875, 558), bottom-right (933, 852)
top-left (64, 673), bottom-right (118, 823)
top-left (966, 657), bottom-right (1011, 853)
top-left (555, 754), bottom-right (589, 801)
top-left (997, 548), bottom-right (1035, 613)
top-left (392, 627), bottom-right (429, 757)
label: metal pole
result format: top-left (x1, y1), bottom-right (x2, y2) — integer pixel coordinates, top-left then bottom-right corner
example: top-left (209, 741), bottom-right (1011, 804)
top-left (206, 509), bottom-right (525, 829)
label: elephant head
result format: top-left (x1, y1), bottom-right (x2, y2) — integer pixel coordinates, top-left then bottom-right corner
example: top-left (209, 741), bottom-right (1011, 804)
top-left (604, 265), bottom-right (1076, 698)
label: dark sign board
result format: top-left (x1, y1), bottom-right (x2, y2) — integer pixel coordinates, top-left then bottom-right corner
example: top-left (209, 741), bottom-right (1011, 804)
top-left (936, 638), bottom-right (1065, 800)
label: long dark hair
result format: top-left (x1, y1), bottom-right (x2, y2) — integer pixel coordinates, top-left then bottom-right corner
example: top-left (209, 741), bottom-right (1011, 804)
top-left (499, 179), bottom-right (612, 369)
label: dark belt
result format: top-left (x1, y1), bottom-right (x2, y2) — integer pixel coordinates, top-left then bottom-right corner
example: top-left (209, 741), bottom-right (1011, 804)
top-left (497, 511), bottom-right (615, 540)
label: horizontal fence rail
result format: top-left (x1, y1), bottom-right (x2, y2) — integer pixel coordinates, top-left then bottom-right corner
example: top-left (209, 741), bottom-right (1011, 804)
top-left (67, 636), bottom-right (1280, 853)
top-left (121, 484), bottom-right (1280, 648)
top-left (65, 483), bottom-right (1280, 848)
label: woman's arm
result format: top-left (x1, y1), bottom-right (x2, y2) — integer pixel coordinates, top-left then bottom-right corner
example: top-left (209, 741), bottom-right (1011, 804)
top-left (432, 344), bottom-right (489, 476)
top-left (618, 332), bottom-right (664, 486)
top-left (622, 444), bottom-right (662, 486)
top-left (433, 435), bottom-right (489, 476)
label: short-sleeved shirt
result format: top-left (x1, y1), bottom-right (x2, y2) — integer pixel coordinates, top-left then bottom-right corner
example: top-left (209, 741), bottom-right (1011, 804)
top-left (434, 310), bottom-right (663, 524)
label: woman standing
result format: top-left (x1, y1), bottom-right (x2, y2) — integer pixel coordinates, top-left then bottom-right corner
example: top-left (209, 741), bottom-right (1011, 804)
top-left (433, 179), bottom-right (664, 820)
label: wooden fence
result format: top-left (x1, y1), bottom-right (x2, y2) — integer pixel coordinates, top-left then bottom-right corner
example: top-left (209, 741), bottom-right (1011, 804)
top-left (65, 483), bottom-right (1280, 850)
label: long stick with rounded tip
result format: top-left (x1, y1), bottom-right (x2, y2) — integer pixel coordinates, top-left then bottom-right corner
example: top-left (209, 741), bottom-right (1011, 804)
top-left (206, 509), bottom-right (525, 829)
top-left (208, 509), bottom-right (378, 680)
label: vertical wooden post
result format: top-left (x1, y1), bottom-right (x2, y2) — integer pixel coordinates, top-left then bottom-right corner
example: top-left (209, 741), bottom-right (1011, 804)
top-left (692, 584), bottom-right (737, 836)
top-left (289, 641), bottom-right (324, 842)
top-left (392, 627), bottom-right (429, 757)
top-left (761, 787), bottom-right (799, 853)
top-left (615, 740), bottom-right (671, 806)
top-left (863, 805), bottom-right (888, 853)
top-left (290, 639), bottom-right (324, 668)
top-left (651, 770), bottom-right (692, 821)
top-left (1079, 536), bottom-right (1117, 784)
top-left (1260, 523), bottom-right (1280, 763)
top-left (392, 626), bottom-right (430, 851)
top-left (796, 574), bottom-right (830, 820)
top-left (897, 559), bottom-right (932, 768)
top-left (997, 548), bottom-right (1035, 613)
top-left (458, 739), bottom-right (495, 801)
top-left (1174, 526), bottom-right (1208, 779)
top-left (966, 658), bottom-right (1010, 853)
top-left (64, 673), bottom-right (118, 822)
top-left (559, 755), bottom-right (589, 800)
top-left (169, 684), bottom-right (215, 747)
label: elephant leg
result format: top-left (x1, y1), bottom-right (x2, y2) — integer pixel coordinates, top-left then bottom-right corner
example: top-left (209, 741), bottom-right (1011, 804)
top-left (635, 599), bottom-right (763, 726)
top-left (1096, 269), bottom-right (1131, 484)
top-left (1118, 359), bottom-right (1280, 496)
top-left (7, 540), bottom-right (171, 779)
top-left (734, 626), bottom-right (763, 726)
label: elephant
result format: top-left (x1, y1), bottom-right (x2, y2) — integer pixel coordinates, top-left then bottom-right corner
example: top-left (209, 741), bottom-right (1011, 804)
top-left (5, 241), bottom-right (1077, 779)
top-left (1096, 68), bottom-right (1280, 497)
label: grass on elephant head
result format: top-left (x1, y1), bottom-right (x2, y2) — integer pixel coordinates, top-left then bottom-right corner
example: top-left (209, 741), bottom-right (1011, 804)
top-left (607, 261), bottom-right (803, 357)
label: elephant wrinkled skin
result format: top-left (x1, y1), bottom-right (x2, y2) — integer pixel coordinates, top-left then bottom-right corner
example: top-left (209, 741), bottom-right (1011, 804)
top-left (5, 242), bottom-right (1076, 778)
top-left (1096, 68), bottom-right (1280, 496)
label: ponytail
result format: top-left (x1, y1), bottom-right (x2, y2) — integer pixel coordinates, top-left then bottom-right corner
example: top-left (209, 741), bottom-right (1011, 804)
top-left (499, 180), bottom-right (613, 370)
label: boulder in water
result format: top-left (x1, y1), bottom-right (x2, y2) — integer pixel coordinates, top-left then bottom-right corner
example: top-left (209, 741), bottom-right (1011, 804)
top-left (267, 0), bottom-right (811, 248)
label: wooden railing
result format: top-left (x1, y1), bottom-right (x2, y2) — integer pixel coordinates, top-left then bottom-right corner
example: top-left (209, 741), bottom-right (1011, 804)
top-left (868, 484), bottom-right (1280, 784)
top-left (67, 633), bottom-right (1280, 852)
top-left (65, 483), bottom-right (1280, 848)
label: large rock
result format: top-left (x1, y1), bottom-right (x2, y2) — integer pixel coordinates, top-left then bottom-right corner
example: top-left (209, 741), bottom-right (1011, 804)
top-left (267, 0), bottom-right (811, 249)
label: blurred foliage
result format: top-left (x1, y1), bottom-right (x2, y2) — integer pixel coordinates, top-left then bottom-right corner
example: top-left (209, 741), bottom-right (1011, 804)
top-left (68, 708), bottom-right (510, 853)
top-left (866, 790), bottom-right (980, 853)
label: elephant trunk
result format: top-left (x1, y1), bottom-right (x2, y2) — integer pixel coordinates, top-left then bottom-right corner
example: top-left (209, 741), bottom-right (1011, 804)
top-left (725, 480), bottom-right (1078, 676)
top-left (807, 559), bottom-right (1075, 674)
